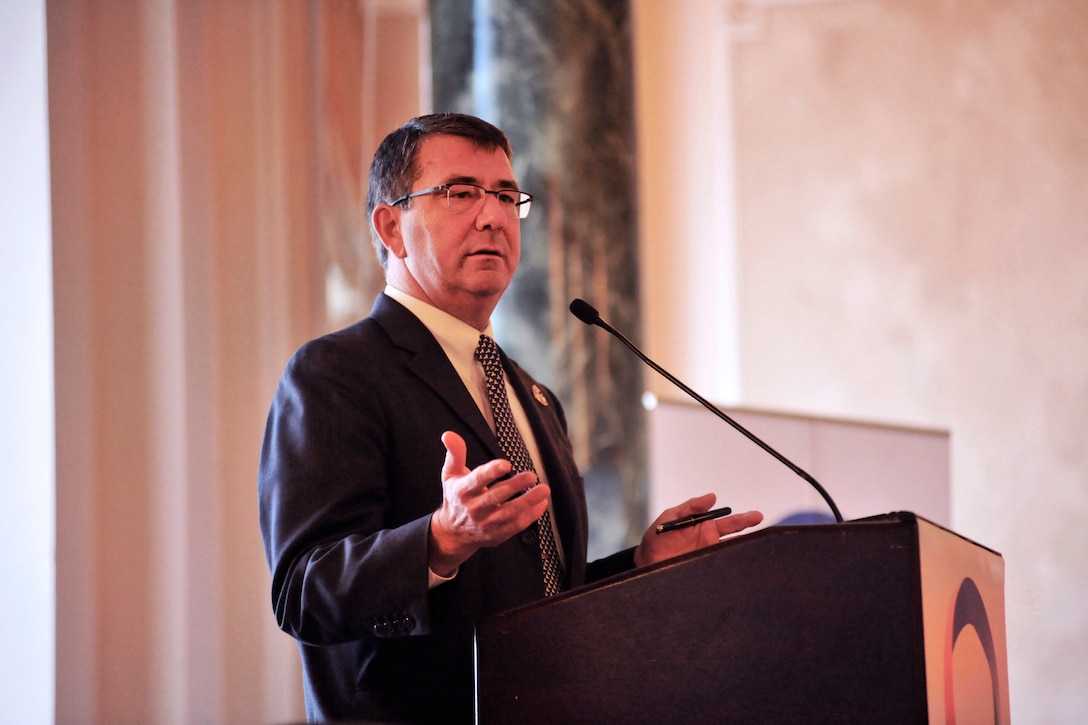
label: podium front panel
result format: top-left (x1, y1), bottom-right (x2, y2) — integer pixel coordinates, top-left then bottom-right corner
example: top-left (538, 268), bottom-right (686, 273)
top-left (476, 515), bottom-right (934, 723)
top-left (916, 518), bottom-right (1009, 724)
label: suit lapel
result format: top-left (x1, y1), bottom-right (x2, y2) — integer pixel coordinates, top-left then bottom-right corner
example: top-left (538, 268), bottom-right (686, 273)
top-left (371, 293), bottom-right (502, 461)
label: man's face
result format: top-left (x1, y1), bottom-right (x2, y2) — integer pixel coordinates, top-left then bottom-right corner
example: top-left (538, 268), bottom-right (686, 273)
top-left (392, 134), bottom-right (522, 326)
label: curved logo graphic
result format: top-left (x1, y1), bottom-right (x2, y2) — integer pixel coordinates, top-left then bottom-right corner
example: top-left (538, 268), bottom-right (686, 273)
top-left (944, 577), bottom-right (1001, 724)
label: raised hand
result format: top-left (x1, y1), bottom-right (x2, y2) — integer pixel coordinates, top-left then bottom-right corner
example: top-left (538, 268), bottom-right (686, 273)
top-left (428, 431), bottom-right (551, 576)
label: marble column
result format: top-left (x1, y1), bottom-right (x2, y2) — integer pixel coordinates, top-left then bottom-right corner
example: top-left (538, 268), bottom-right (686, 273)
top-left (432, 0), bottom-right (645, 555)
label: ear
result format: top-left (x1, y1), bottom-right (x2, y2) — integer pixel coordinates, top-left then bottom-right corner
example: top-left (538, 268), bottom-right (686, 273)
top-left (371, 203), bottom-right (407, 260)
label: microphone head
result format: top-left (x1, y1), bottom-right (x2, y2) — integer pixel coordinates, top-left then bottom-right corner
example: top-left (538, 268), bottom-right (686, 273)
top-left (569, 298), bottom-right (601, 326)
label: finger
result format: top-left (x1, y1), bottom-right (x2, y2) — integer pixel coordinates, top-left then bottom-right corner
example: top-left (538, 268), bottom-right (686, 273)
top-left (502, 484), bottom-right (552, 531)
top-left (468, 482), bottom-right (550, 547)
top-left (488, 477), bottom-right (549, 520)
top-left (713, 510), bottom-right (764, 537)
top-left (653, 492), bottom-right (717, 525)
top-left (441, 432), bottom-right (510, 493)
top-left (488, 469), bottom-right (538, 502)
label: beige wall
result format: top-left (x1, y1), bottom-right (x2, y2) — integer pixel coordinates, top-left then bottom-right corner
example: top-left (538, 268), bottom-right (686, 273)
top-left (636, 1), bottom-right (1087, 721)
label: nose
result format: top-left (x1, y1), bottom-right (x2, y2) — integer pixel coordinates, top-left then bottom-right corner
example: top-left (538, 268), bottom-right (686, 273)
top-left (475, 192), bottom-right (508, 230)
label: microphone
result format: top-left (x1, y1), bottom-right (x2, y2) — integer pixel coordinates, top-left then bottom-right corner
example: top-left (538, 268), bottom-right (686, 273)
top-left (569, 298), bottom-right (844, 523)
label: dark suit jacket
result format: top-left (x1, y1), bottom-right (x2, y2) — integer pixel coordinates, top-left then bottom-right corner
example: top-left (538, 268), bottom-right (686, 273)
top-left (258, 293), bottom-right (634, 723)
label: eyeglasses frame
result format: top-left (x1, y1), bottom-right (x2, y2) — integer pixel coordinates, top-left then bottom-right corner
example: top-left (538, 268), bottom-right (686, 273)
top-left (388, 183), bottom-right (534, 219)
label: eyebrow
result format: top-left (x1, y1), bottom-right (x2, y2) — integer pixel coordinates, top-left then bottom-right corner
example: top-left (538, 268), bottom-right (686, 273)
top-left (444, 174), bottom-right (520, 190)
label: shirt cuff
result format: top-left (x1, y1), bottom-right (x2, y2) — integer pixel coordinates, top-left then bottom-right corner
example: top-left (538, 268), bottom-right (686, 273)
top-left (428, 565), bottom-right (459, 589)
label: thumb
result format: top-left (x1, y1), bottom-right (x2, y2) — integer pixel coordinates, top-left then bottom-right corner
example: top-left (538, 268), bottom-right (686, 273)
top-left (440, 430), bottom-right (468, 479)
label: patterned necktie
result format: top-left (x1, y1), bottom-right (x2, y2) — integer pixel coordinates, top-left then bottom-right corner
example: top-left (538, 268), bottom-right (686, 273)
top-left (475, 334), bottom-right (563, 597)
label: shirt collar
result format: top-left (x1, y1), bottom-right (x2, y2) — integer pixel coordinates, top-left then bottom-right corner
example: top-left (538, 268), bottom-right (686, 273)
top-left (384, 285), bottom-right (494, 365)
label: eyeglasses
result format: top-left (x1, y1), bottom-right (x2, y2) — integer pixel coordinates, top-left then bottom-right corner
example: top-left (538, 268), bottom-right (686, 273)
top-left (389, 183), bottom-right (534, 219)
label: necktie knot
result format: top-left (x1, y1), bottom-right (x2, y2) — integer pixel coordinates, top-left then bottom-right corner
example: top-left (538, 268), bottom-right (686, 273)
top-left (475, 334), bottom-right (501, 375)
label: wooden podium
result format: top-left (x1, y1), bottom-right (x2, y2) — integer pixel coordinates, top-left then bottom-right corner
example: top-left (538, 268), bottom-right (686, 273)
top-left (474, 512), bottom-right (1008, 724)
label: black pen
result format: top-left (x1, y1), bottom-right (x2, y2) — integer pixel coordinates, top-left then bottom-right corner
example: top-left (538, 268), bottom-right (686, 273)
top-left (655, 506), bottom-right (733, 535)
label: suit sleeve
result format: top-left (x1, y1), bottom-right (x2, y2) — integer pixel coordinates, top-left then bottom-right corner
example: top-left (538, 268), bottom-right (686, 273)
top-left (587, 547), bottom-right (637, 582)
top-left (258, 337), bottom-right (436, 646)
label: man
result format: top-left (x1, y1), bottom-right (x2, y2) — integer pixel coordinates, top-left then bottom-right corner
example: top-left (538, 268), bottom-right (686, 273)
top-left (258, 113), bottom-right (763, 723)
